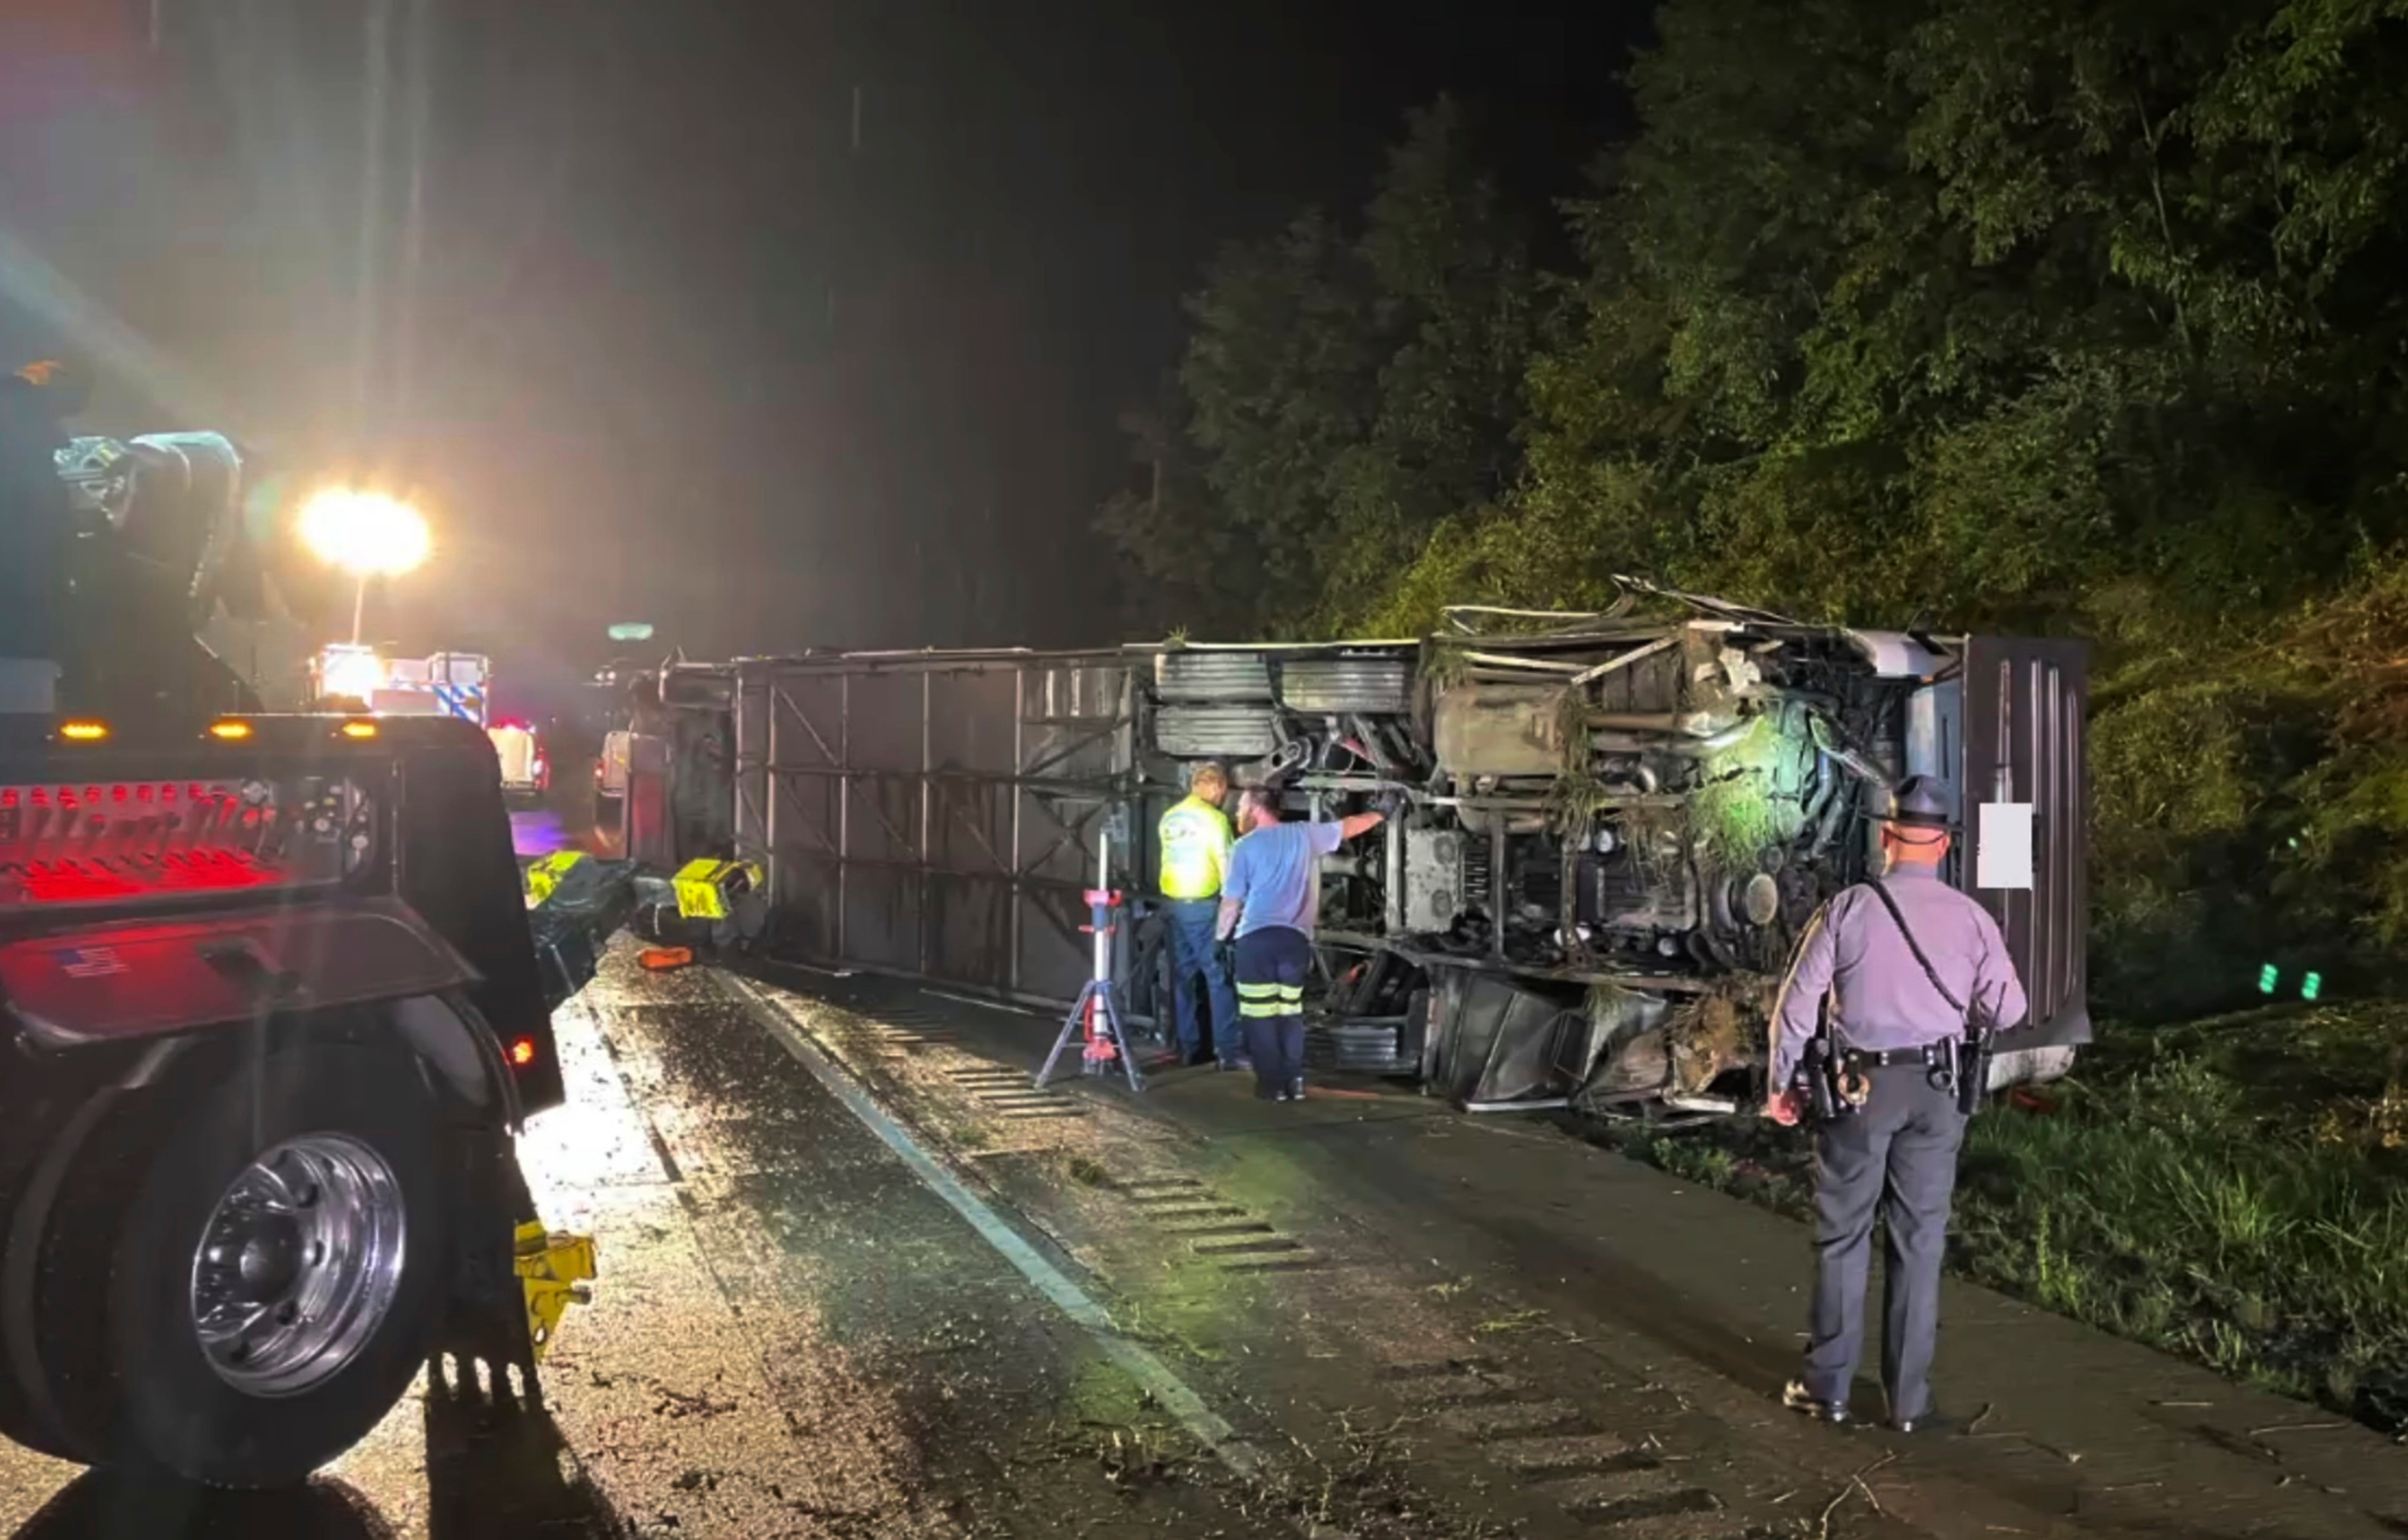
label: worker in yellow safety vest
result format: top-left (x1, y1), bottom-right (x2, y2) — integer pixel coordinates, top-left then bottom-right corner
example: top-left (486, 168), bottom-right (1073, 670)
top-left (1159, 762), bottom-right (1244, 1069)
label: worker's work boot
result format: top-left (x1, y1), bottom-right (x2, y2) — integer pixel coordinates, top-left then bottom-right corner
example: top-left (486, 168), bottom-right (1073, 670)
top-left (1286, 1077), bottom-right (1305, 1102)
top-left (1782, 1378), bottom-right (1849, 1425)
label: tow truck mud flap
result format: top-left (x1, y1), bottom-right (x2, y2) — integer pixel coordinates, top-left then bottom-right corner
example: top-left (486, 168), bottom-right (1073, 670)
top-left (431, 1130), bottom-right (596, 1410)
top-left (432, 1218), bottom-right (596, 1409)
top-left (0, 898), bottom-right (476, 1048)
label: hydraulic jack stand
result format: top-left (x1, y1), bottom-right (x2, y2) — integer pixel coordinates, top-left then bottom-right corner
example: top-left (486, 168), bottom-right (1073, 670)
top-left (1036, 829), bottom-right (1146, 1094)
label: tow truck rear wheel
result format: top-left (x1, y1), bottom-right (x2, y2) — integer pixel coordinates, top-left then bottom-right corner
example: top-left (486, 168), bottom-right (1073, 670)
top-left (109, 1036), bottom-right (452, 1486)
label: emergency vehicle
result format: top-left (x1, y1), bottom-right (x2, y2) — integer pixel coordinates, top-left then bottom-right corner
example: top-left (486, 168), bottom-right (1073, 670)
top-left (310, 645), bottom-right (549, 804)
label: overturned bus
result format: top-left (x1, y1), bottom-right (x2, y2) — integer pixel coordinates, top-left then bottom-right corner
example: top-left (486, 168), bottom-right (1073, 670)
top-left (630, 583), bottom-right (2088, 1117)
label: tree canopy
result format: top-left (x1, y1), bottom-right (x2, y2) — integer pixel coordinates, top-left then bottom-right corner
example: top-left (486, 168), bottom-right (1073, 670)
top-left (1098, 0), bottom-right (2408, 1014)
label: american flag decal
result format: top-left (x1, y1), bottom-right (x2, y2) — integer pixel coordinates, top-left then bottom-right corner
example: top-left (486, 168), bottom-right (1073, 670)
top-left (55, 946), bottom-right (126, 979)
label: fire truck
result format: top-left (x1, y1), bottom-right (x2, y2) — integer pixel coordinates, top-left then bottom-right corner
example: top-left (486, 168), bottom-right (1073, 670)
top-left (311, 645), bottom-right (550, 805)
top-left (0, 364), bottom-right (616, 1486)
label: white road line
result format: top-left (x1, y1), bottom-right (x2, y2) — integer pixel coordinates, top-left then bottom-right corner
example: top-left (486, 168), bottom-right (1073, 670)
top-left (921, 986), bottom-right (1046, 1018)
top-left (721, 974), bottom-right (1309, 1496)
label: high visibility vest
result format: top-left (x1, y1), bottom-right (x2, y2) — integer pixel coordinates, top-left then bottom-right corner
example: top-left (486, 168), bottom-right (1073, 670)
top-left (1158, 794), bottom-right (1233, 900)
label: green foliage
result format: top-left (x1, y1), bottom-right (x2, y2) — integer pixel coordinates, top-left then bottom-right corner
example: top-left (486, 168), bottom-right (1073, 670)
top-left (1952, 1010), bottom-right (2408, 1426)
top-left (1689, 715), bottom-right (1814, 865)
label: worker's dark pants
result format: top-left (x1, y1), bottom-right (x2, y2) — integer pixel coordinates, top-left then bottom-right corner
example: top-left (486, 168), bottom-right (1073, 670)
top-left (1234, 926), bottom-right (1311, 1098)
top-left (1803, 1063), bottom-right (1968, 1423)
top-left (1163, 899), bottom-right (1237, 1061)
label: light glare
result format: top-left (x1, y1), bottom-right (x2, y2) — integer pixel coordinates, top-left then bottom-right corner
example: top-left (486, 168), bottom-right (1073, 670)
top-left (317, 644), bottom-right (386, 703)
top-left (299, 488), bottom-right (431, 579)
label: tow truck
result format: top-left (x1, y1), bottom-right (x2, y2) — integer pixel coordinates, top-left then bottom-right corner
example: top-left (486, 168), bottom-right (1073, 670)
top-left (0, 363), bottom-right (618, 1486)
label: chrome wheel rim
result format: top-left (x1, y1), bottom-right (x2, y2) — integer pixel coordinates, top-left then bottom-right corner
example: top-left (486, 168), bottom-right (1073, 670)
top-left (187, 1132), bottom-right (406, 1398)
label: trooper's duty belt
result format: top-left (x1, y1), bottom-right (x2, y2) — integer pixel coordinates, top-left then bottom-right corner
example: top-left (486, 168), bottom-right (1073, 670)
top-left (1843, 1042), bottom-right (1955, 1071)
top-left (1851, 1037), bottom-right (1978, 1111)
top-left (1796, 1034), bottom-right (1978, 1121)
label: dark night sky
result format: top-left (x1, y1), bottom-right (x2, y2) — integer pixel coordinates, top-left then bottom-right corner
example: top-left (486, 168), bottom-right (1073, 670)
top-left (0, 1), bottom-right (1643, 702)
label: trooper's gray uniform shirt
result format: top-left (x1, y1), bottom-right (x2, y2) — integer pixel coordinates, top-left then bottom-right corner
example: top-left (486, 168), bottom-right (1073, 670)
top-left (1768, 866), bottom-right (2029, 1422)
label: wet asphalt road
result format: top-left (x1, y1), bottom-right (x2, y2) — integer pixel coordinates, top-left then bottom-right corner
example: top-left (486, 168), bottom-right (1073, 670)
top-left (0, 947), bottom-right (1288, 1539)
top-left (11, 913), bottom-right (2399, 1537)
top-left (0, 939), bottom-right (2152, 1539)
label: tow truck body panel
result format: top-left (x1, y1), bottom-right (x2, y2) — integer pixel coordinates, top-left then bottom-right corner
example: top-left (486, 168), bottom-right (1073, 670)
top-left (0, 713), bottom-right (569, 1113)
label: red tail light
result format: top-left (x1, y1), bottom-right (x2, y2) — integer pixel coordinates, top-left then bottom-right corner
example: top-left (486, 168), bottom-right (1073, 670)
top-left (508, 1036), bottom-right (538, 1067)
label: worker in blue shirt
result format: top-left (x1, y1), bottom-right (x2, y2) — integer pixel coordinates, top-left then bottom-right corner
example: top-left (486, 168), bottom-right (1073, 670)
top-left (1214, 784), bottom-right (1386, 1102)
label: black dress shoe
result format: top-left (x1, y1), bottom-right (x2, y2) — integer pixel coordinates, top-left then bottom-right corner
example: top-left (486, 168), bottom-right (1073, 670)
top-left (1890, 1410), bottom-right (1962, 1435)
top-left (1782, 1379), bottom-right (1849, 1425)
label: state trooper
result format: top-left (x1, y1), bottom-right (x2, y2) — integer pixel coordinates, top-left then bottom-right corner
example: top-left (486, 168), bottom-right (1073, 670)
top-left (1763, 775), bottom-right (2028, 1432)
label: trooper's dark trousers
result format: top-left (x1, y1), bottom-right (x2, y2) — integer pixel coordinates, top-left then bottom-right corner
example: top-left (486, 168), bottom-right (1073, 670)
top-left (1233, 926), bottom-right (1311, 1099)
top-left (1802, 1062), bottom-right (1968, 1423)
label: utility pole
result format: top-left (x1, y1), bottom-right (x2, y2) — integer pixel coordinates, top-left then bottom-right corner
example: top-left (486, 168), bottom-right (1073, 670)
top-left (980, 497), bottom-right (996, 642)
top-left (393, 0), bottom-right (433, 426)
top-left (352, 0), bottom-right (393, 439)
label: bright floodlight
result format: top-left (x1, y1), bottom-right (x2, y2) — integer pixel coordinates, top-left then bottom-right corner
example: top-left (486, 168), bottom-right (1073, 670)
top-left (299, 488), bottom-right (431, 578)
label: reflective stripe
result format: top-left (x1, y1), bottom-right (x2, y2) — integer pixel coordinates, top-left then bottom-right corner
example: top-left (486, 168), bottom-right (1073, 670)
top-left (1238, 1000), bottom-right (1295, 1018)
top-left (1236, 981), bottom-right (1284, 998)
